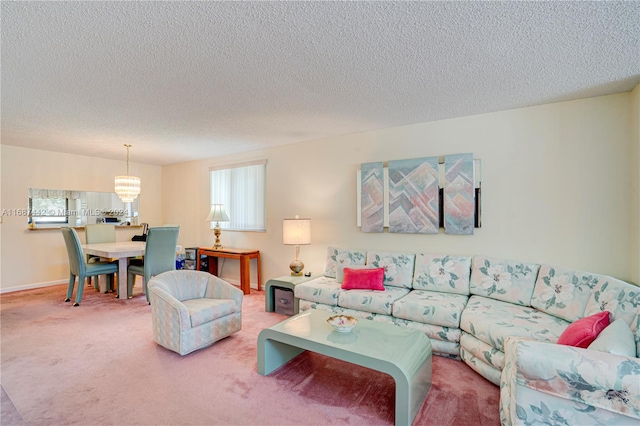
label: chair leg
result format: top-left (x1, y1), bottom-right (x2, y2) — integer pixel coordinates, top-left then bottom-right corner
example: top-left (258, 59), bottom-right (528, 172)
top-left (127, 273), bottom-right (135, 299)
top-left (65, 274), bottom-right (76, 302)
top-left (105, 274), bottom-right (115, 293)
top-left (74, 274), bottom-right (86, 306)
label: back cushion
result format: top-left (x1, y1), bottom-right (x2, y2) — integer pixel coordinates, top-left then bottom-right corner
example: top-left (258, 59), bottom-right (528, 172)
top-left (412, 254), bottom-right (471, 295)
top-left (531, 265), bottom-right (601, 322)
top-left (583, 276), bottom-right (640, 356)
top-left (470, 256), bottom-right (540, 306)
top-left (323, 246), bottom-right (367, 278)
top-left (366, 250), bottom-right (416, 288)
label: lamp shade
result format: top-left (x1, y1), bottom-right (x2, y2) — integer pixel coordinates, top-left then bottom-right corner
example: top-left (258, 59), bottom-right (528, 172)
top-left (206, 204), bottom-right (230, 222)
top-left (283, 217), bottom-right (311, 245)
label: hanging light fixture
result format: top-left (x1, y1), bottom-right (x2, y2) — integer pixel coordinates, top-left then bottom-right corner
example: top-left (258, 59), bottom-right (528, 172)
top-left (114, 144), bottom-right (141, 203)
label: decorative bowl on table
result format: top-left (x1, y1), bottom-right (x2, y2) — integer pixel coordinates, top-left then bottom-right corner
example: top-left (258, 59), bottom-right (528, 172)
top-left (327, 315), bottom-right (358, 333)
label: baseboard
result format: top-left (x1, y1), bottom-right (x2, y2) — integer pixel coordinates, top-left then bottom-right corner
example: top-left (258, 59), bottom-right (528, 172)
top-left (0, 279), bottom-right (67, 294)
top-left (1, 276), bottom-right (260, 294)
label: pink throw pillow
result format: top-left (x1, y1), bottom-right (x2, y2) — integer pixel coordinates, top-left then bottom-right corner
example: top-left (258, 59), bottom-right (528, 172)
top-left (557, 311), bottom-right (611, 348)
top-left (341, 267), bottom-right (385, 291)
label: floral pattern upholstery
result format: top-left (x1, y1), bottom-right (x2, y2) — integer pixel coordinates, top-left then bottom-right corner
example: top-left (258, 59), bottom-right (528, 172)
top-left (460, 295), bottom-right (569, 352)
top-left (412, 254), bottom-right (472, 295)
top-left (500, 337), bottom-right (640, 425)
top-left (366, 250), bottom-right (415, 288)
top-left (337, 285), bottom-right (410, 315)
top-left (294, 276), bottom-right (342, 306)
top-left (393, 289), bottom-right (468, 327)
top-left (531, 265), bottom-right (601, 322)
top-left (323, 246), bottom-right (367, 278)
top-left (298, 247), bottom-right (640, 422)
top-left (470, 256), bottom-right (540, 306)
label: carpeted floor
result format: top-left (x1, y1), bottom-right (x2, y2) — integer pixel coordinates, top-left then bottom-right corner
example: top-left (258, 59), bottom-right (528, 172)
top-left (0, 282), bottom-right (499, 425)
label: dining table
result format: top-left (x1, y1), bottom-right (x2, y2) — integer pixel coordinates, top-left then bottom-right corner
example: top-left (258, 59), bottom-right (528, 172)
top-left (82, 241), bottom-right (146, 299)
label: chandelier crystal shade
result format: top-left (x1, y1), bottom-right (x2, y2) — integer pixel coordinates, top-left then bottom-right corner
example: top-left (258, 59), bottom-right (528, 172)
top-left (114, 144), bottom-right (141, 203)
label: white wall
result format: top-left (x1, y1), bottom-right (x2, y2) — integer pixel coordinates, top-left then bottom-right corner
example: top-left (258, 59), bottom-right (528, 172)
top-left (631, 84), bottom-right (640, 284)
top-left (0, 146), bottom-right (163, 291)
top-left (163, 92), bottom-right (637, 286)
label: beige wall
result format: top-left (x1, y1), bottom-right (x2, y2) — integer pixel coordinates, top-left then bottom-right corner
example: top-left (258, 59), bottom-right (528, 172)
top-left (0, 146), bottom-right (163, 291)
top-left (163, 92), bottom-right (637, 287)
top-left (2, 90), bottom-right (637, 292)
top-left (631, 84), bottom-right (640, 284)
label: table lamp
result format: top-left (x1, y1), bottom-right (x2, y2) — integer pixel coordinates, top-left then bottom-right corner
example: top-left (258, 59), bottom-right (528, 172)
top-left (283, 215), bottom-right (311, 276)
top-left (206, 204), bottom-right (230, 249)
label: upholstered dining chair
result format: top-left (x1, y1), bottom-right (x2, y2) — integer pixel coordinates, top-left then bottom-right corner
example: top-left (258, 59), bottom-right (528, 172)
top-left (61, 227), bottom-right (118, 306)
top-left (147, 270), bottom-right (243, 355)
top-left (127, 226), bottom-right (179, 302)
top-left (85, 223), bottom-right (116, 291)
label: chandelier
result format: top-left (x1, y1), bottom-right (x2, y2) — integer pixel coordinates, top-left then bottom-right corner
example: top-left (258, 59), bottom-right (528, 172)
top-left (114, 144), bottom-right (141, 203)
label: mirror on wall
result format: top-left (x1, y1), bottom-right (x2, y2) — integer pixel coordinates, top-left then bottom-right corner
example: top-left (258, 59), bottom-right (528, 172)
top-left (28, 188), bottom-right (140, 228)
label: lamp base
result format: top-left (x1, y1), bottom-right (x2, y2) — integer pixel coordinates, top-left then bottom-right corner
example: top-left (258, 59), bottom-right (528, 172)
top-left (213, 224), bottom-right (223, 249)
top-left (289, 259), bottom-right (304, 276)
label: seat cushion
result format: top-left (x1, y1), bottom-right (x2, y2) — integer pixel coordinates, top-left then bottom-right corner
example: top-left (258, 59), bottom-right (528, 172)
top-left (460, 295), bottom-right (569, 352)
top-left (337, 285), bottom-right (410, 315)
top-left (295, 276), bottom-right (343, 306)
top-left (181, 298), bottom-right (239, 328)
top-left (393, 289), bottom-right (469, 328)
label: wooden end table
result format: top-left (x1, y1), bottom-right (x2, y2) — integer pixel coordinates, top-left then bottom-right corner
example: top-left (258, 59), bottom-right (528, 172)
top-left (196, 247), bottom-right (260, 295)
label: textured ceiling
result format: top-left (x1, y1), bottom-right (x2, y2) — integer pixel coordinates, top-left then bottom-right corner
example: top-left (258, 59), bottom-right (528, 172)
top-left (2, 1), bottom-right (639, 166)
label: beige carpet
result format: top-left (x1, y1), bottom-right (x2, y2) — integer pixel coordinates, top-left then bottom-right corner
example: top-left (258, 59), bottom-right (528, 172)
top-left (0, 282), bottom-right (499, 425)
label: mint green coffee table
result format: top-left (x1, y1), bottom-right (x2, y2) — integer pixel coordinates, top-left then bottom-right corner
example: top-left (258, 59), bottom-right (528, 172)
top-left (258, 309), bottom-right (432, 426)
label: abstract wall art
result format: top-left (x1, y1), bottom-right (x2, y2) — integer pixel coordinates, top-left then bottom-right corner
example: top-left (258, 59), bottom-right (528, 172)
top-left (444, 153), bottom-right (475, 235)
top-left (360, 162), bottom-right (385, 233)
top-left (388, 157), bottom-right (439, 234)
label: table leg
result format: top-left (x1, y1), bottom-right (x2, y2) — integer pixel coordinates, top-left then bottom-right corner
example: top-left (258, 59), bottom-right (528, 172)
top-left (256, 254), bottom-right (261, 291)
top-left (257, 334), bottom-right (305, 376)
top-left (117, 257), bottom-right (128, 299)
top-left (239, 254), bottom-right (250, 294)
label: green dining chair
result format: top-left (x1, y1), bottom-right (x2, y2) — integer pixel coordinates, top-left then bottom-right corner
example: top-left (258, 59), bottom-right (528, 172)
top-left (61, 227), bottom-right (118, 306)
top-left (85, 223), bottom-right (116, 291)
top-left (127, 226), bottom-right (179, 303)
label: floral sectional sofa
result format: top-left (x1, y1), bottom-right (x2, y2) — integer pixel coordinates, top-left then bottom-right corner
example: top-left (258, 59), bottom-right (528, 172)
top-left (294, 247), bottom-right (640, 424)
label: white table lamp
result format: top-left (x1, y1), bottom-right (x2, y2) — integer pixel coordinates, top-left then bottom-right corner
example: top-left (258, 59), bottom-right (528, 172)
top-left (283, 215), bottom-right (311, 276)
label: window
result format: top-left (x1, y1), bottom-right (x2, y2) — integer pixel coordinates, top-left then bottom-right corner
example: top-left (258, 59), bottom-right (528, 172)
top-left (28, 189), bottom-right (76, 225)
top-left (210, 160), bottom-right (266, 231)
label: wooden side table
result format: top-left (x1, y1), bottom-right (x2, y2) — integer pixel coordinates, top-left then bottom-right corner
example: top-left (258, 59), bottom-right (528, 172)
top-left (196, 247), bottom-right (260, 295)
top-left (265, 275), bottom-right (315, 315)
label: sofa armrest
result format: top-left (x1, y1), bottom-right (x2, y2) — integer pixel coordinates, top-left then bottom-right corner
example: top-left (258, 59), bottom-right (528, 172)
top-left (148, 284), bottom-right (192, 331)
top-left (205, 275), bottom-right (244, 307)
top-left (501, 336), bottom-right (640, 425)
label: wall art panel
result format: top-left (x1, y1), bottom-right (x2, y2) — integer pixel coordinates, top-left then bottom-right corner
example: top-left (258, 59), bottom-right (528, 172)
top-left (444, 153), bottom-right (475, 235)
top-left (388, 157), bottom-right (439, 234)
top-left (360, 162), bottom-right (384, 233)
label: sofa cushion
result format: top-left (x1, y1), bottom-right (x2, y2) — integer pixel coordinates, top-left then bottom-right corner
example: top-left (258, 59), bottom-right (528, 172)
top-left (294, 276), bottom-right (342, 306)
top-left (181, 298), bottom-right (238, 328)
top-left (583, 276), bottom-right (640, 328)
top-left (323, 246), bottom-right (367, 278)
top-left (557, 311), bottom-right (610, 348)
top-left (393, 289), bottom-right (469, 328)
top-left (460, 295), bottom-right (569, 352)
top-left (531, 265), bottom-right (601, 323)
top-left (588, 318), bottom-right (636, 357)
top-left (341, 267), bottom-right (385, 291)
top-left (470, 256), bottom-right (540, 306)
top-left (412, 254), bottom-right (471, 295)
top-left (366, 250), bottom-right (415, 288)
top-left (337, 285), bottom-right (410, 315)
